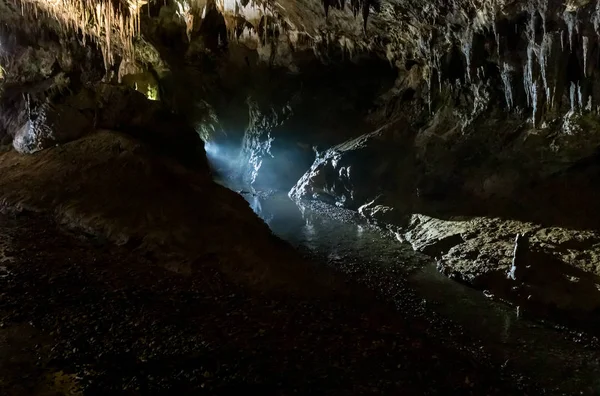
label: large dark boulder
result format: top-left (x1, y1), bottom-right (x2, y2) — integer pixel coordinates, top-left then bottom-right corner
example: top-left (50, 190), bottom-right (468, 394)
top-left (67, 84), bottom-right (208, 170)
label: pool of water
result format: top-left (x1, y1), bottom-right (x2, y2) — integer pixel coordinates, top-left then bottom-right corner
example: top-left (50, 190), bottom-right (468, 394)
top-left (235, 189), bottom-right (600, 394)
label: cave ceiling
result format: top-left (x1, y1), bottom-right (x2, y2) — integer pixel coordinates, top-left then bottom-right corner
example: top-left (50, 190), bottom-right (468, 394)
top-left (1, 0), bottom-right (600, 103)
top-left (1, 1), bottom-right (594, 63)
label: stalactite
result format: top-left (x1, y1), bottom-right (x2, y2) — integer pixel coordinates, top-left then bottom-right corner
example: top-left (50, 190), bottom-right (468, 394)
top-left (501, 63), bottom-right (514, 110)
top-left (583, 36), bottom-right (589, 77)
top-left (175, 0), bottom-right (194, 41)
top-left (563, 10), bottom-right (577, 52)
top-left (433, 50), bottom-right (442, 89)
top-left (10, 0), bottom-right (149, 70)
top-left (531, 82), bottom-right (538, 124)
top-left (594, 0), bottom-right (600, 38)
top-left (538, 32), bottom-right (552, 103)
top-left (477, 66), bottom-right (485, 80)
top-left (493, 20), bottom-right (500, 58)
top-left (570, 81), bottom-right (577, 112)
top-left (525, 3), bottom-right (537, 107)
top-left (524, 43), bottom-right (535, 108)
top-left (460, 27), bottom-right (473, 82)
top-left (320, 0), bottom-right (379, 31)
top-left (539, 0), bottom-right (548, 35)
top-left (422, 64), bottom-right (432, 114)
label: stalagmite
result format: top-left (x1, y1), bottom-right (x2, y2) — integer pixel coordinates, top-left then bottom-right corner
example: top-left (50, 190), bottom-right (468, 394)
top-left (532, 83), bottom-right (538, 124)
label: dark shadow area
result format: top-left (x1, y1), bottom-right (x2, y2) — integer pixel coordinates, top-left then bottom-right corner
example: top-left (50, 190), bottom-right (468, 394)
top-left (412, 157), bottom-right (600, 232)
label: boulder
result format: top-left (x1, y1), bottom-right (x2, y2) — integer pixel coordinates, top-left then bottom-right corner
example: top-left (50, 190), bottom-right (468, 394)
top-left (357, 195), bottom-right (410, 227)
top-left (289, 118), bottom-right (416, 209)
top-left (13, 102), bottom-right (91, 154)
top-left (67, 84), bottom-right (208, 170)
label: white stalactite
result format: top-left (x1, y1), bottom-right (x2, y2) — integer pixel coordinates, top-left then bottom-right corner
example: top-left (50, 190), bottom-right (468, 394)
top-left (583, 36), bottom-right (590, 77)
top-left (11, 0), bottom-right (146, 70)
top-left (492, 16), bottom-right (500, 57)
top-left (570, 81), bottom-right (577, 112)
top-left (501, 63), bottom-right (514, 110)
top-left (461, 28), bottom-right (474, 82)
top-left (563, 11), bottom-right (577, 52)
top-left (524, 43), bottom-right (535, 108)
top-left (538, 32), bottom-right (552, 103)
top-left (594, 0), bottom-right (600, 38)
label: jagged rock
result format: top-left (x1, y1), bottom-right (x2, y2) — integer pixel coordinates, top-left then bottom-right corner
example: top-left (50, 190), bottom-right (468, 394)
top-left (357, 199), bottom-right (406, 225)
top-left (290, 118), bottom-right (416, 208)
top-left (12, 102), bottom-right (91, 154)
top-left (239, 98), bottom-right (309, 188)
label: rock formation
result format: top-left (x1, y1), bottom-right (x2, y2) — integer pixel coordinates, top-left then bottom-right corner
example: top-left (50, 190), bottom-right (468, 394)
top-left (4, 1), bottom-right (600, 394)
top-left (1, 0), bottom-right (600, 326)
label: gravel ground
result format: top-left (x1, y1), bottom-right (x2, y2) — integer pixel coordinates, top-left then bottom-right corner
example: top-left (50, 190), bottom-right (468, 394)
top-left (0, 212), bottom-right (541, 395)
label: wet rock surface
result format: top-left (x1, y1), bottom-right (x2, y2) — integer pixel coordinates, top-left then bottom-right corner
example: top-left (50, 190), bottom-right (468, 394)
top-left (396, 214), bottom-right (600, 318)
top-left (347, 204), bottom-right (600, 324)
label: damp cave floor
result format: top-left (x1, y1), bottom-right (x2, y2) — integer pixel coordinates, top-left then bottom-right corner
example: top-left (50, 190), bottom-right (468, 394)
top-left (0, 212), bottom-right (541, 396)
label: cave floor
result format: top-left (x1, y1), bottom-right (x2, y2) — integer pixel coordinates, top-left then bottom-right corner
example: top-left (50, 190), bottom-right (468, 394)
top-left (0, 211), bottom-right (540, 395)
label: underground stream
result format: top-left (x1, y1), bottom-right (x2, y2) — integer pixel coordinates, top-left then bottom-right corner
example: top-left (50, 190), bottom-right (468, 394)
top-left (225, 186), bottom-right (600, 395)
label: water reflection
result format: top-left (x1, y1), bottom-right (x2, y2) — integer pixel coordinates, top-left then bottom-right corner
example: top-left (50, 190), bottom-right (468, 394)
top-left (239, 191), bottom-right (600, 394)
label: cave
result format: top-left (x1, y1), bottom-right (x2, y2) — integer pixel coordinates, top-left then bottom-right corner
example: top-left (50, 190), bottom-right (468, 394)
top-left (2, 0), bottom-right (600, 395)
